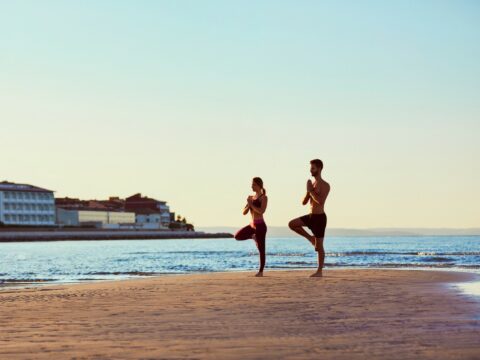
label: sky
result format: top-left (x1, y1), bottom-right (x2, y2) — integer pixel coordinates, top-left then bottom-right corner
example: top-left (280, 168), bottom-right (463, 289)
top-left (1, 0), bottom-right (479, 228)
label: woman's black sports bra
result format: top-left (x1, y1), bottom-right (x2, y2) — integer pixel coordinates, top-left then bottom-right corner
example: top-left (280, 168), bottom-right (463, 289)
top-left (252, 194), bottom-right (263, 208)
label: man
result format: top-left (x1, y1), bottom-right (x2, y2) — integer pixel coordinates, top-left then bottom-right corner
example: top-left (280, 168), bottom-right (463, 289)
top-left (288, 159), bottom-right (330, 277)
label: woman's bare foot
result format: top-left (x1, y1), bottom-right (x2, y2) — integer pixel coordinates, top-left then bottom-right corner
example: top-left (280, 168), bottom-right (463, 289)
top-left (308, 235), bottom-right (316, 247)
top-left (310, 270), bottom-right (323, 277)
top-left (255, 271), bottom-right (264, 277)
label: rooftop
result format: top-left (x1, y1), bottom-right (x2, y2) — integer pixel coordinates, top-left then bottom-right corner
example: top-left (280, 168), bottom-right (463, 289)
top-left (56, 197), bottom-right (126, 212)
top-left (126, 193), bottom-right (167, 204)
top-left (0, 181), bottom-right (54, 193)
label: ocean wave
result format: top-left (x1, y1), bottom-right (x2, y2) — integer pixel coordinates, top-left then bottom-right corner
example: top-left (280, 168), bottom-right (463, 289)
top-left (324, 251), bottom-right (480, 257)
top-left (270, 253), bottom-right (309, 257)
top-left (283, 261), bottom-right (313, 265)
top-left (125, 250), bottom-right (480, 258)
top-left (0, 278), bottom-right (57, 283)
top-left (268, 263), bottom-right (480, 270)
top-left (86, 271), bottom-right (161, 276)
top-left (128, 251), bottom-right (244, 255)
top-left (419, 257), bottom-right (455, 262)
top-left (269, 264), bottom-right (313, 269)
top-left (322, 263), bottom-right (480, 269)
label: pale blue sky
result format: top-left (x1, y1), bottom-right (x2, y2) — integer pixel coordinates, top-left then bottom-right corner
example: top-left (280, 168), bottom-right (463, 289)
top-left (1, 1), bottom-right (479, 227)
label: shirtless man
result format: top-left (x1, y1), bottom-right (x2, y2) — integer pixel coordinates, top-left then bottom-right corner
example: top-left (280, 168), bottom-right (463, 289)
top-left (288, 159), bottom-right (330, 277)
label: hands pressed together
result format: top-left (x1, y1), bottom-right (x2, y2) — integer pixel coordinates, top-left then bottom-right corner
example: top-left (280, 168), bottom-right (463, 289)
top-left (306, 179), bottom-right (314, 192)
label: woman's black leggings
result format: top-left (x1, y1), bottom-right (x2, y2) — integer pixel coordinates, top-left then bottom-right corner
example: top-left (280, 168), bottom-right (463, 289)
top-left (234, 221), bottom-right (267, 272)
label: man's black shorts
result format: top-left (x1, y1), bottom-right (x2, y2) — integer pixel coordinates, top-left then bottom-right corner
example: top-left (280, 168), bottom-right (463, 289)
top-left (299, 213), bottom-right (327, 238)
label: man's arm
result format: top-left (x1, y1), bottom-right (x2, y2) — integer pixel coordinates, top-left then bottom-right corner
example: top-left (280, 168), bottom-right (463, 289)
top-left (307, 180), bottom-right (323, 204)
top-left (309, 183), bottom-right (330, 204)
top-left (302, 192), bottom-right (310, 205)
top-left (308, 189), bottom-right (322, 204)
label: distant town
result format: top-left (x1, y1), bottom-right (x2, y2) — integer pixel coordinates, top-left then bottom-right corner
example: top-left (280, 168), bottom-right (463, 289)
top-left (0, 180), bottom-right (194, 231)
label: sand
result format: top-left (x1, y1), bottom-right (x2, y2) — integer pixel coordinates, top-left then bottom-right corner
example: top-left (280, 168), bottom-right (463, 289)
top-left (1, 270), bottom-right (479, 359)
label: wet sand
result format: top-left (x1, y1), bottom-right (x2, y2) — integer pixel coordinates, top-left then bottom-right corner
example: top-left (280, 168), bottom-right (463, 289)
top-left (1, 270), bottom-right (479, 359)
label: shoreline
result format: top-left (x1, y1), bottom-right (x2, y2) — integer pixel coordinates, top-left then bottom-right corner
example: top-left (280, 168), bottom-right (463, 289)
top-left (0, 229), bottom-right (233, 242)
top-left (2, 267), bottom-right (480, 291)
top-left (1, 269), bottom-right (479, 359)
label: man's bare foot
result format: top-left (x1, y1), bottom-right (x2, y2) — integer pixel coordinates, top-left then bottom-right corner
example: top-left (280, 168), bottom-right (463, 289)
top-left (254, 271), bottom-right (264, 277)
top-left (310, 270), bottom-right (323, 277)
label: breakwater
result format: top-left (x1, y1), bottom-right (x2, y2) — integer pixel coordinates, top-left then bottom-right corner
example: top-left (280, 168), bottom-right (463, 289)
top-left (0, 229), bottom-right (233, 242)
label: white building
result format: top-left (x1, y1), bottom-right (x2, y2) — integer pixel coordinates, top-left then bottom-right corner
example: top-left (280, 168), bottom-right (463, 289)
top-left (157, 203), bottom-right (172, 226)
top-left (0, 181), bottom-right (56, 226)
top-left (125, 193), bottom-right (173, 227)
top-left (56, 208), bottom-right (135, 228)
top-left (135, 211), bottom-right (168, 229)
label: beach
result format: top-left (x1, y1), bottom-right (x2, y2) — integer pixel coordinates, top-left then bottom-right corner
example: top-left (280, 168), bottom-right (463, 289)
top-left (1, 270), bottom-right (479, 359)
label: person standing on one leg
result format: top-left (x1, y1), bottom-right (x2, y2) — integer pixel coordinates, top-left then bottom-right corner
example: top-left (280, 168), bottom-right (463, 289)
top-left (234, 177), bottom-right (268, 277)
top-left (288, 159), bottom-right (330, 277)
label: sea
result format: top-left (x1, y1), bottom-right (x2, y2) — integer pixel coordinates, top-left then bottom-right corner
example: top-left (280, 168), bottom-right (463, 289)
top-left (1, 236), bottom-right (479, 287)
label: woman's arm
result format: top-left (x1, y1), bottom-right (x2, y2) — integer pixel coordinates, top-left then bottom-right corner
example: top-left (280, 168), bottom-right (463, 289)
top-left (242, 203), bottom-right (250, 215)
top-left (249, 196), bottom-right (268, 215)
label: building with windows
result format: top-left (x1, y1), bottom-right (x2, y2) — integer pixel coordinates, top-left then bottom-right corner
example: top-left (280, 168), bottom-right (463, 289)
top-left (0, 181), bottom-right (56, 226)
top-left (125, 193), bottom-right (173, 227)
top-left (54, 194), bottom-right (175, 229)
top-left (134, 209), bottom-right (166, 229)
top-left (56, 208), bottom-right (135, 228)
top-left (55, 197), bottom-right (135, 228)
top-left (55, 196), bottom-right (125, 212)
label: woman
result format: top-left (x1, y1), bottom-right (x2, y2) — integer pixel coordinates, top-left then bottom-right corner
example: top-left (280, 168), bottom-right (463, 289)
top-left (234, 177), bottom-right (268, 277)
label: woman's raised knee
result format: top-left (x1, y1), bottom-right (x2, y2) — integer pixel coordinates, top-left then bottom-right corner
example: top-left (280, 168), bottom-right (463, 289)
top-left (288, 220), bottom-right (296, 230)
